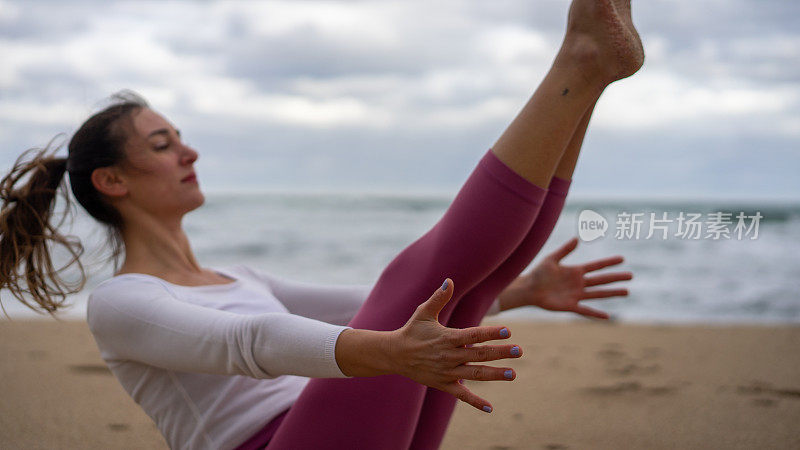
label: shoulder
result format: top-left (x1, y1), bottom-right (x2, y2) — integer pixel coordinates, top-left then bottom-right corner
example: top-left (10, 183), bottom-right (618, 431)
top-left (221, 264), bottom-right (273, 285)
top-left (86, 275), bottom-right (176, 329)
top-left (90, 274), bottom-right (174, 301)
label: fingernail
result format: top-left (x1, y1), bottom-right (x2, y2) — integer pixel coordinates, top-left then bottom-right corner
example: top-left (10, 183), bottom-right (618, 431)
top-left (482, 405), bottom-right (492, 413)
top-left (510, 346), bottom-right (520, 356)
top-left (499, 328), bottom-right (509, 338)
top-left (441, 279), bottom-right (448, 291)
top-left (458, 379), bottom-right (464, 384)
top-left (504, 369), bottom-right (513, 379)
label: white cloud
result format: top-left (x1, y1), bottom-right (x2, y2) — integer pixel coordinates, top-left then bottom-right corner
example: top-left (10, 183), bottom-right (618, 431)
top-left (0, 0), bottom-right (20, 22)
top-left (475, 26), bottom-right (552, 65)
top-left (223, 0), bottom-right (401, 45)
top-left (405, 96), bottom-right (519, 129)
top-left (593, 70), bottom-right (799, 134)
top-left (0, 98), bottom-right (90, 126)
top-left (0, 39), bottom-right (55, 87)
top-left (189, 80), bottom-right (393, 128)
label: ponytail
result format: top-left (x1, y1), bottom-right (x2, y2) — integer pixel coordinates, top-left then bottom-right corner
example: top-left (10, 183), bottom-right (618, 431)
top-left (0, 137), bottom-right (85, 319)
top-left (0, 89), bottom-right (148, 319)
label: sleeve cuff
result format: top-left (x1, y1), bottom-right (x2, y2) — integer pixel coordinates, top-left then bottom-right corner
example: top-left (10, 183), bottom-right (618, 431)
top-left (327, 326), bottom-right (353, 378)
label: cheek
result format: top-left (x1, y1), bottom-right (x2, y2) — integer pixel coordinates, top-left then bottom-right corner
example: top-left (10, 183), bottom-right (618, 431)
top-left (128, 166), bottom-right (177, 199)
top-left (128, 155), bottom-right (176, 182)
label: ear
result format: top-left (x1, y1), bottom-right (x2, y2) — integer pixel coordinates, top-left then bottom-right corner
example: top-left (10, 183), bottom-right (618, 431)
top-left (90, 166), bottom-right (128, 198)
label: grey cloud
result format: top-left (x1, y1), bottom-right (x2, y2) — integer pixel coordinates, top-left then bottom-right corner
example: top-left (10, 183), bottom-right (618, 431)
top-left (0, 2), bottom-right (91, 40)
top-left (165, 12), bottom-right (480, 87)
top-left (635, 0), bottom-right (800, 84)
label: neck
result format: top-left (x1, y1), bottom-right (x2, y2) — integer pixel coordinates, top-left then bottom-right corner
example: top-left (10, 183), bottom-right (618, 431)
top-left (118, 212), bottom-right (201, 277)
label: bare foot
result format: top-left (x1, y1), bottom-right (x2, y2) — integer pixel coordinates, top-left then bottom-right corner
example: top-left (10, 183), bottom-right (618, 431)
top-left (558, 0), bottom-right (645, 84)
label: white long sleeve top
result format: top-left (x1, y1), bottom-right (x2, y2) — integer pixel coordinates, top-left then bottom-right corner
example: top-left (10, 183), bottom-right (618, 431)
top-left (86, 264), bottom-right (501, 450)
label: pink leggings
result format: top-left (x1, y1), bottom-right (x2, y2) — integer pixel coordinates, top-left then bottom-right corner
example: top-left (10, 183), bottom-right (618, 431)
top-left (247, 148), bottom-right (570, 449)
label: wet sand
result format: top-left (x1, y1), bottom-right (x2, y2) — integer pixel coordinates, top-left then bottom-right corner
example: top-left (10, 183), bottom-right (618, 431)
top-left (1, 319), bottom-right (798, 449)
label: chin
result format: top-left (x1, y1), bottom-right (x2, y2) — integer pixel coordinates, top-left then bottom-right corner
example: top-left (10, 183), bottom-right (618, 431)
top-left (186, 191), bottom-right (206, 212)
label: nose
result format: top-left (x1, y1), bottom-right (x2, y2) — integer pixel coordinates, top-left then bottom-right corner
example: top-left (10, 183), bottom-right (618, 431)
top-left (180, 143), bottom-right (199, 165)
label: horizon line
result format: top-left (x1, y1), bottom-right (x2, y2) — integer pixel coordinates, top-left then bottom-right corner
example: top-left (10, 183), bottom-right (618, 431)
top-left (198, 186), bottom-right (800, 206)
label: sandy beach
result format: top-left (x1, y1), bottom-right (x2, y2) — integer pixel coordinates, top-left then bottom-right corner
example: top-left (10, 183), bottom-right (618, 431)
top-left (1, 318), bottom-right (798, 449)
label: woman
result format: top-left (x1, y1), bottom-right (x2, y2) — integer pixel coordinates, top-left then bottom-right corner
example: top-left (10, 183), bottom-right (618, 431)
top-left (0, 0), bottom-right (642, 448)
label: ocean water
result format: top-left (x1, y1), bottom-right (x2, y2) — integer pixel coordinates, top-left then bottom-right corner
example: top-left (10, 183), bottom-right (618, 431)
top-left (2, 190), bottom-right (799, 325)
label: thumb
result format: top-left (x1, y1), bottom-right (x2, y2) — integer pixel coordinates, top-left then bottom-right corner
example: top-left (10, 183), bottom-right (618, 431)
top-left (416, 278), bottom-right (454, 320)
top-left (551, 237), bottom-right (579, 262)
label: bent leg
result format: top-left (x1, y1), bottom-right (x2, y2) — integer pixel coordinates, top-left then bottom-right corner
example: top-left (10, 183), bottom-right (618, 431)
top-left (267, 149), bottom-right (549, 449)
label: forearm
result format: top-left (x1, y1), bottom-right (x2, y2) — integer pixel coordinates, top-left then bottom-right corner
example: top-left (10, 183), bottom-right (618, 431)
top-left (334, 328), bottom-right (395, 377)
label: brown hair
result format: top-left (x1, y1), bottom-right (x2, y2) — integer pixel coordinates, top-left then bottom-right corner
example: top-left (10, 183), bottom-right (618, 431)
top-left (0, 90), bottom-right (149, 319)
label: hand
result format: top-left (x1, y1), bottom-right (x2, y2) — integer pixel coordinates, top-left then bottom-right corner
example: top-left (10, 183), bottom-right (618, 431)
top-left (388, 278), bottom-right (522, 413)
top-left (500, 237), bottom-right (632, 320)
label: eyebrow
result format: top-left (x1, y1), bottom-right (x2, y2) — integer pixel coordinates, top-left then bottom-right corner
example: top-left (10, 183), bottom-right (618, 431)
top-left (147, 128), bottom-right (181, 139)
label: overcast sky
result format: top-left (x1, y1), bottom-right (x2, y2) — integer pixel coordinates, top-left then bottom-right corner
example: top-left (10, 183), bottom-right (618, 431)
top-left (1, 0), bottom-right (798, 201)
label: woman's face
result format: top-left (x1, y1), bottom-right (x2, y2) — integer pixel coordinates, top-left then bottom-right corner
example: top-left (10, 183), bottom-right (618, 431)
top-left (115, 107), bottom-right (204, 219)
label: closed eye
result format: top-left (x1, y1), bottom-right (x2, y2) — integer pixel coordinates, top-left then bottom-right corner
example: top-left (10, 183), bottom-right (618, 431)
top-left (149, 127), bottom-right (182, 150)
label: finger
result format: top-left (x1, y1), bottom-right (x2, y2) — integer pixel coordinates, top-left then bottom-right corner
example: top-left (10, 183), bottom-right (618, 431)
top-left (582, 256), bottom-right (625, 272)
top-left (580, 288), bottom-right (629, 300)
top-left (450, 325), bottom-right (511, 347)
top-left (572, 305), bottom-right (610, 320)
top-left (443, 382), bottom-right (493, 413)
top-left (454, 363), bottom-right (517, 382)
top-left (583, 272), bottom-right (633, 287)
top-left (454, 344), bottom-right (523, 363)
top-left (550, 237), bottom-right (579, 262)
top-left (416, 278), bottom-right (454, 319)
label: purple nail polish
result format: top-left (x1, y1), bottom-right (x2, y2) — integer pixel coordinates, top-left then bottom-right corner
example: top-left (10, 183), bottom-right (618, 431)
top-left (482, 405), bottom-right (492, 413)
top-left (441, 280), bottom-right (448, 291)
top-left (458, 379), bottom-right (464, 384)
top-left (499, 328), bottom-right (509, 338)
top-left (504, 369), bottom-right (513, 379)
top-left (511, 346), bottom-right (520, 356)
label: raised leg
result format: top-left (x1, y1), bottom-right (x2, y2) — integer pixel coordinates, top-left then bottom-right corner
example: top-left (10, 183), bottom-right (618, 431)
top-left (408, 138), bottom-right (579, 450)
top-left (267, 1), bottom-right (643, 448)
top-left (408, 0), bottom-right (645, 445)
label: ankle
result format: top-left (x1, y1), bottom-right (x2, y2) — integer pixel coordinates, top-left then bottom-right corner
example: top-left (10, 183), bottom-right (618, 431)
top-left (553, 34), bottom-right (611, 88)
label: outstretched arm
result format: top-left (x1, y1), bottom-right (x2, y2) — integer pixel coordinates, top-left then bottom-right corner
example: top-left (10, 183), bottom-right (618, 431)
top-left (87, 277), bottom-right (354, 379)
top-left (495, 237), bottom-right (632, 320)
top-left (241, 265), bottom-right (373, 326)
top-left (242, 265), bottom-right (504, 323)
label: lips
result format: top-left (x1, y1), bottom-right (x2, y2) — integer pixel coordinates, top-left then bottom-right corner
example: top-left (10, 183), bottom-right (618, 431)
top-left (181, 172), bottom-right (197, 183)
